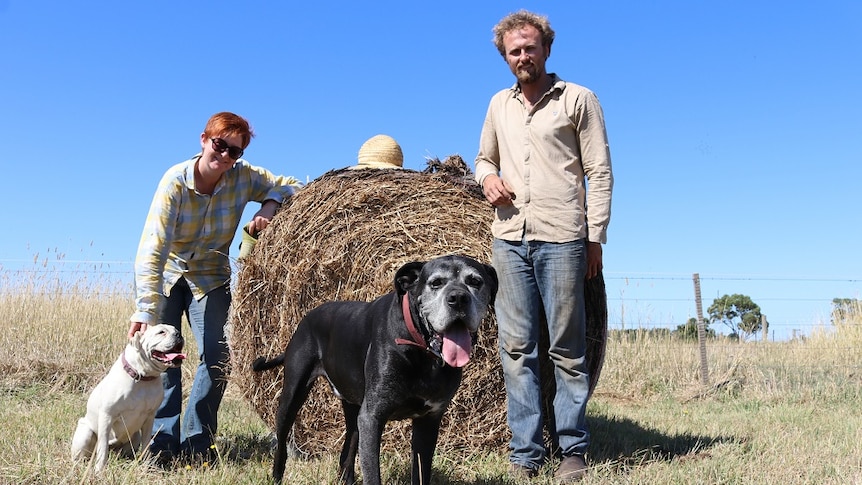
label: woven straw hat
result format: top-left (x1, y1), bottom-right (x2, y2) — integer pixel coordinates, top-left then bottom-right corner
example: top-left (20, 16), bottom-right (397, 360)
top-left (351, 134), bottom-right (404, 169)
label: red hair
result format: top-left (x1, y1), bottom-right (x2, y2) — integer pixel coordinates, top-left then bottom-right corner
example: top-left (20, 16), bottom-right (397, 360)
top-left (203, 112), bottom-right (255, 149)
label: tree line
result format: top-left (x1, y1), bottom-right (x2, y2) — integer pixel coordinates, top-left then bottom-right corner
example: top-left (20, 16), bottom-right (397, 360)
top-left (668, 295), bottom-right (860, 341)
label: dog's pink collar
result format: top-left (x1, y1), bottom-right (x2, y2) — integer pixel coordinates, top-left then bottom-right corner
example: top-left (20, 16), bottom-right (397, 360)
top-left (121, 352), bottom-right (157, 382)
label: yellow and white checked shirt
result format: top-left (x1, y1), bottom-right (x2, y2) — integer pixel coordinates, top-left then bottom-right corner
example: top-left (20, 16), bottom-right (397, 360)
top-left (131, 155), bottom-right (299, 325)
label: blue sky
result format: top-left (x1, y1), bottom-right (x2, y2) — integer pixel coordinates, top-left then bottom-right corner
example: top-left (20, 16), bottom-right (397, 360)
top-left (1, 1), bottom-right (859, 340)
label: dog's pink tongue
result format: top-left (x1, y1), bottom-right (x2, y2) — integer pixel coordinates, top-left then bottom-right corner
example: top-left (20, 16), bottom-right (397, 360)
top-left (442, 328), bottom-right (471, 367)
top-left (166, 352), bottom-right (186, 361)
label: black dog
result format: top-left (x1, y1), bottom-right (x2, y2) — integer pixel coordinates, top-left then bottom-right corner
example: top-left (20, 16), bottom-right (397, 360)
top-left (253, 255), bottom-right (498, 485)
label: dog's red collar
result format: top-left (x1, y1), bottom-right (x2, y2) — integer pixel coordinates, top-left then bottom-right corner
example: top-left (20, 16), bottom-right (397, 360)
top-left (394, 294), bottom-right (442, 360)
top-left (395, 294), bottom-right (426, 349)
top-left (121, 352), bottom-right (157, 382)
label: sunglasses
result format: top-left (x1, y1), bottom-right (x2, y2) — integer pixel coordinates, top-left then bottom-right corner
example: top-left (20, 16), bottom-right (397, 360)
top-left (210, 137), bottom-right (244, 160)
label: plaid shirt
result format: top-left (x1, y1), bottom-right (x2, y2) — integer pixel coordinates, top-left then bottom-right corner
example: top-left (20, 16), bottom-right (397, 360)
top-left (131, 155), bottom-right (299, 325)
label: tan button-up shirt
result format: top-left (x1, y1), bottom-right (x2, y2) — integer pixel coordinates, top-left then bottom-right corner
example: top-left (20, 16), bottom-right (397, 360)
top-left (474, 74), bottom-right (613, 244)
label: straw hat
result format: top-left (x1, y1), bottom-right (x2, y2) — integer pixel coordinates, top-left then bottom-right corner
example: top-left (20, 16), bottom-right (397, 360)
top-left (351, 134), bottom-right (404, 169)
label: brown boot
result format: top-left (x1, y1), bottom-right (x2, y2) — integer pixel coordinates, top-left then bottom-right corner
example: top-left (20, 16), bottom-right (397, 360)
top-left (554, 454), bottom-right (587, 483)
top-left (509, 462), bottom-right (538, 481)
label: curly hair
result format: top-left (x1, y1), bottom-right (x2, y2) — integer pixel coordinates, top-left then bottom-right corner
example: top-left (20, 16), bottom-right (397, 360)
top-left (492, 10), bottom-right (555, 57)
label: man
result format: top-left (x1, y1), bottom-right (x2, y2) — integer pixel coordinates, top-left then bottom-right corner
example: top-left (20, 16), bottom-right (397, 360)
top-left (474, 10), bottom-right (613, 483)
top-left (128, 112), bottom-right (300, 466)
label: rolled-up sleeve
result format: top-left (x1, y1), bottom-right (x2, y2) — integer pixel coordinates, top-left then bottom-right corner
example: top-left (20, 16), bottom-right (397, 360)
top-left (247, 165), bottom-right (300, 203)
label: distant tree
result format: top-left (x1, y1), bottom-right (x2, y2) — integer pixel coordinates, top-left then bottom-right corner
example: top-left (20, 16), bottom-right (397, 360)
top-left (707, 294), bottom-right (762, 340)
top-left (673, 317), bottom-right (716, 340)
top-left (831, 298), bottom-right (861, 324)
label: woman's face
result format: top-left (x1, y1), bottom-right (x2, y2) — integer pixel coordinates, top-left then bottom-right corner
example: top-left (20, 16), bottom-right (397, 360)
top-left (198, 132), bottom-right (244, 177)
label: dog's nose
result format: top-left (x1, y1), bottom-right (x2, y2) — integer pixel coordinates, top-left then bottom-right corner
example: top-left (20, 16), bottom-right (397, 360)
top-left (447, 291), bottom-right (469, 308)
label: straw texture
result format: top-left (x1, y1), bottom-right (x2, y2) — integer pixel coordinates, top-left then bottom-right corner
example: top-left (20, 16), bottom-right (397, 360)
top-left (228, 155), bottom-right (607, 457)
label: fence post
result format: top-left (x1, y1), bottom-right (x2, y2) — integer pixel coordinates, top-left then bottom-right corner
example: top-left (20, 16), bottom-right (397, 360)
top-left (762, 314), bottom-right (768, 342)
top-left (693, 273), bottom-right (709, 385)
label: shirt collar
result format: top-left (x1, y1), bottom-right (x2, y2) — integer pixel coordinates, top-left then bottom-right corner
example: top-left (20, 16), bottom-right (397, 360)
top-left (509, 73), bottom-right (564, 99)
top-left (183, 155), bottom-right (201, 191)
top-left (184, 154), bottom-right (230, 195)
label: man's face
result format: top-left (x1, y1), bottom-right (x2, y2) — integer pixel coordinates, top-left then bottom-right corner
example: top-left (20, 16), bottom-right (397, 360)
top-left (502, 24), bottom-right (549, 85)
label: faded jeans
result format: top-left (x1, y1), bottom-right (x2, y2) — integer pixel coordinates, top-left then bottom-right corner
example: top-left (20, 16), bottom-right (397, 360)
top-left (150, 277), bottom-right (231, 456)
top-left (492, 237), bottom-right (590, 469)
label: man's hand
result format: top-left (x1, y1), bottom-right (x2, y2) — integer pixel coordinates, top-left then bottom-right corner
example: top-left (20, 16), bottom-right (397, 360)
top-left (586, 242), bottom-right (603, 280)
top-left (482, 174), bottom-right (516, 206)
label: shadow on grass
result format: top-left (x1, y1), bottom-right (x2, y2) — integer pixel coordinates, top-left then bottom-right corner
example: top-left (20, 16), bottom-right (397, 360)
top-left (219, 431), bottom-right (515, 484)
top-left (217, 431), bottom-right (275, 463)
top-left (399, 413), bottom-right (738, 484)
top-left (588, 413), bottom-right (740, 470)
top-left (215, 412), bottom-right (740, 484)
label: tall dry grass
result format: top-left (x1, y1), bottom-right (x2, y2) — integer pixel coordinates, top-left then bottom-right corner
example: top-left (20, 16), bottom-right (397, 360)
top-left (0, 264), bottom-right (132, 392)
top-left (1, 264), bottom-right (861, 484)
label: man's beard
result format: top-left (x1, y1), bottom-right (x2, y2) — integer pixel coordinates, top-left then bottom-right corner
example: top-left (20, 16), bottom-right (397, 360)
top-left (515, 64), bottom-right (541, 84)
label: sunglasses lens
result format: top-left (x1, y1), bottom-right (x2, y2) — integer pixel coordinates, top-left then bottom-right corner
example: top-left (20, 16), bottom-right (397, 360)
top-left (211, 138), bottom-right (243, 159)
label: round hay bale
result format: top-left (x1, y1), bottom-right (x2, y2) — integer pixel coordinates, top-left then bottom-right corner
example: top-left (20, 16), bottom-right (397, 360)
top-left (228, 156), bottom-right (607, 456)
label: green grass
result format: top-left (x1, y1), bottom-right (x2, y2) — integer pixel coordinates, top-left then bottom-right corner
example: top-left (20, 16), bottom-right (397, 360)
top-left (1, 267), bottom-right (861, 484)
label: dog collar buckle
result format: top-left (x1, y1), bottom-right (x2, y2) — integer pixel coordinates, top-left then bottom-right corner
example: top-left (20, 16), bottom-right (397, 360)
top-left (121, 352), bottom-right (157, 382)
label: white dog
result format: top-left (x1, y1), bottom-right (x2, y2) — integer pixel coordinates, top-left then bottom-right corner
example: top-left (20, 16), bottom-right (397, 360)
top-left (71, 324), bottom-right (185, 472)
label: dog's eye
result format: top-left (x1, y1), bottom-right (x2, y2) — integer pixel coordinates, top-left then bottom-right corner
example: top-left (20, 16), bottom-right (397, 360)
top-left (428, 278), bottom-right (444, 289)
top-left (465, 275), bottom-right (483, 289)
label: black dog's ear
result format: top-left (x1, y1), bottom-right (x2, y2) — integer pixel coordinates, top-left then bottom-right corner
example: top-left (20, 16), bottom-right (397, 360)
top-left (394, 261), bottom-right (425, 295)
top-left (484, 263), bottom-right (499, 305)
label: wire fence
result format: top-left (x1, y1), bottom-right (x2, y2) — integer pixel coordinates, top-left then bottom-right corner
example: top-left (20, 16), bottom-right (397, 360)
top-left (3, 258), bottom-right (861, 391)
top-left (2, 258), bottom-right (859, 342)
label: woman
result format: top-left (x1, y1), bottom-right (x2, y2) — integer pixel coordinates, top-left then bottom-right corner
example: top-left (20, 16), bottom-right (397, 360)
top-left (127, 111), bottom-right (299, 465)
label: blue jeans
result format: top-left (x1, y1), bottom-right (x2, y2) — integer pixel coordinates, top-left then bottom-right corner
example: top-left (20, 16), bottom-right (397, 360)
top-left (492, 237), bottom-right (590, 469)
top-left (150, 278), bottom-right (231, 456)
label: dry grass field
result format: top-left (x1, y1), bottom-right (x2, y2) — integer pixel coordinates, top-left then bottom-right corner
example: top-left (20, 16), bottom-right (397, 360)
top-left (1, 267), bottom-right (860, 484)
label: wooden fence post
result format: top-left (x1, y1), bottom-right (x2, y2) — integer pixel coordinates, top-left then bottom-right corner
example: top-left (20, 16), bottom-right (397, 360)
top-left (762, 314), bottom-right (769, 342)
top-left (693, 273), bottom-right (709, 385)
